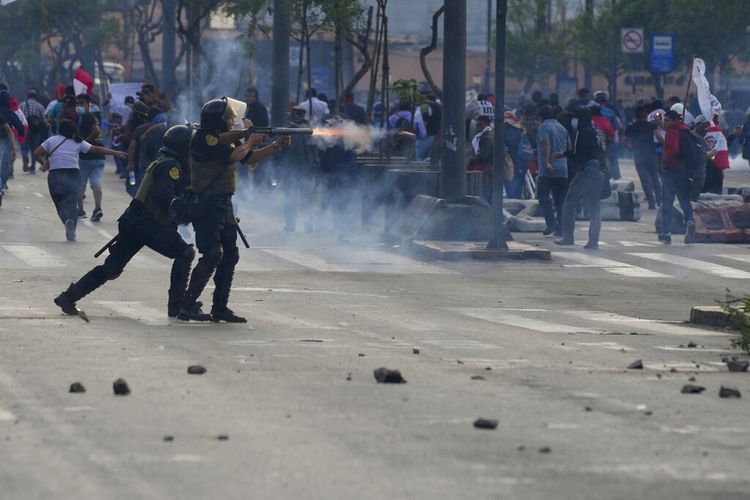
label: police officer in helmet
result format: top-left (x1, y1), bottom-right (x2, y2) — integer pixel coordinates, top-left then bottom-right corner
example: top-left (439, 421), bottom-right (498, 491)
top-left (178, 97), bottom-right (290, 323)
top-left (54, 124), bottom-right (199, 318)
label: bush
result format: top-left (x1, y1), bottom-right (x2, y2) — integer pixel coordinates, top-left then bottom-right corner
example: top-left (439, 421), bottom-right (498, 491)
top-left (719, 290), bottom-right (750, 354)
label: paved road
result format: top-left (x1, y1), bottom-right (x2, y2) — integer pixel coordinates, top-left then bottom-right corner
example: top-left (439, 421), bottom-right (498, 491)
top-left (1, 160), bottom-right (749, 500)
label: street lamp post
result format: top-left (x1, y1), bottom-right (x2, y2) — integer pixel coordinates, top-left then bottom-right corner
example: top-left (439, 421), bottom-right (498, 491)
top-left (487, 0), bottom-right (508, 249)
top-left (271, 0), bottom-right (290, 128)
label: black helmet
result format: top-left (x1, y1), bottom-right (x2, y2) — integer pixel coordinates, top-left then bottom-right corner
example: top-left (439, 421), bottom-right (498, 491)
top-left (160, 124), bottom-right (193, 160)
top-left (199, 97), bottom-right (228, 130)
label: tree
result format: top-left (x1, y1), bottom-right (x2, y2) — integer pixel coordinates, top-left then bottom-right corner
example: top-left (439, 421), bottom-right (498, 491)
top-left (288, 0), bottom-right (329, 104)
top-left (222, 0), bottom-right (271, 88)
top-left (176, 0), bottom-right (223, 104)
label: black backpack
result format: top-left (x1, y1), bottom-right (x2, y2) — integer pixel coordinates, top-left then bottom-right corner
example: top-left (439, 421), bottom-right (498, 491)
top-left (678, 129), bottom-right (702, 175)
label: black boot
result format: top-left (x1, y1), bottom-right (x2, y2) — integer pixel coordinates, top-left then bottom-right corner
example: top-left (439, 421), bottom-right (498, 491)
top-left (53, 266), bottom-right (109, 315)
top-left (210, 306), bottom-right (246, 323)
top-left (178, 246), bottom-right (222, 321)
top-left (177, 301), bottom-right (212, 321)
top-left (54, 290), bottom-right (80, 316)
top-left (211, 247), bottom-right (243, 323)
top-left (167, 246), bottom-right (195, 317)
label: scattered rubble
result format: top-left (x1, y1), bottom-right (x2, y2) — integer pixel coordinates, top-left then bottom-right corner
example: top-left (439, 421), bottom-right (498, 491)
top-left (346, 373), bottom-right (352, 381)
top-left (681, 384), bottom-right (705, 394)
top-left (687, 341), bottom-right (698, 348)
top-left (187, 365), bottom-right (207, 375)
top-left (473, 418), bottom-right (498, 430)
top-left (471, 375), bottom-right (486, 381)
top-left (412, 348), bottom-right (420, 355)
top-left (163, 435), bottom-right (174, 442)
top-left (113, 378), bottom-right (130, 396)
top-left (358, 353), bottom-right (366, 357)
top-left (727, 360), bottom-right (749, 372)
top-left (627, 359), bottom-right (643, 370)
top-left (68, 382), bottom-right (86, 393)
top-left (538, 447), bottom-right (551, 454)
top-left (584, 406), bottom-right (592, 412)
top-left (373, 367), bottom-right (406, 384)
top-left (688, 376), bottom-right (696, 382)
top-left (719, 386), bottom-right (741, 399)
top-left (217, 435), bottom-right (229, 441)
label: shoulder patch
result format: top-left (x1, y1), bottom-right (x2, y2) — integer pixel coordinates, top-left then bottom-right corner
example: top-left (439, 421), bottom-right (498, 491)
top-left (169, 166), bottom-right (181, 180)
top-left (205, 134), bottom-right (219, 146)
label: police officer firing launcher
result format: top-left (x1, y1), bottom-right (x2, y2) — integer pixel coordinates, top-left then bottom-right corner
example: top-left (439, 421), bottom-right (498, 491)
top-left (53, 124), bottom-right (198, 319)
top-left (177, 97), bottom-right (292, 323)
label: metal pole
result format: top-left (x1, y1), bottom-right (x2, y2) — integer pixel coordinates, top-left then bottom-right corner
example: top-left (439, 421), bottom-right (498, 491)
top-left (488, 0), bottom-right (508, 249)
top-left (439, 0), bottom-right (466, 202)
top-left (161, 0), bottom-right (176, 97)
top-left (484, 0), bottom-right (492, 94)
top-left (271, 0), bottom-right (290, 127)
top-left (609, 0), bottom-right (617, 102)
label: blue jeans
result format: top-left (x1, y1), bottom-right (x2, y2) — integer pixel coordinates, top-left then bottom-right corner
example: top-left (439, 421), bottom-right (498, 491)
top-left (660, 169), bottom-right (693, 235)
top-left (561, 163), bottom-right (603, 244)
top-left (416, 135), bottom-right (436, 161)
top-left (0, 138), bottom-right (12, 188)
top-left (537, 176), bottom-right (568, 229)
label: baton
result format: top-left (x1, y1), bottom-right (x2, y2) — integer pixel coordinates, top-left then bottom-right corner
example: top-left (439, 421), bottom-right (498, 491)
top-left (94, 234), bottom-right (118, 258)
top-left (235, 218), bottom-right (250, 249)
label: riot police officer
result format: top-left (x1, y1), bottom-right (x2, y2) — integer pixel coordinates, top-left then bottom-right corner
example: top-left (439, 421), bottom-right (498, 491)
top-left (177, 97), bottom-right (290, 323)
top-left (54, 124), bottom-right (199, 318)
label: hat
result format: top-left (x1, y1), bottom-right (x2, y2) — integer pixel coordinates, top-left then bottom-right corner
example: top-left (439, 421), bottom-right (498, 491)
top-left (670, 103), bottom-right (685, 114)
top-left (694, 114), bottom-right (709, 125)
top-left (128, 100), bottom-right (150, 118)
top-left (593, 91), bottom-right (609, 103)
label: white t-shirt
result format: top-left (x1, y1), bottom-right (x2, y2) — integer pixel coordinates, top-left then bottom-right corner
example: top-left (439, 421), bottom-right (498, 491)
top-left (41, 135), bottom-right (92, 170)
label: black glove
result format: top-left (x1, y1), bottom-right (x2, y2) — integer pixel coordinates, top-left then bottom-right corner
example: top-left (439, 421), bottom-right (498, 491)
top-left (169, 196), bottom-right (190, 225)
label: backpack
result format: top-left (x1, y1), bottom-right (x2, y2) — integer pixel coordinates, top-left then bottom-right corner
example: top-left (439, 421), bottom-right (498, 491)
top-left (678, 129), bottom-right (702, 175)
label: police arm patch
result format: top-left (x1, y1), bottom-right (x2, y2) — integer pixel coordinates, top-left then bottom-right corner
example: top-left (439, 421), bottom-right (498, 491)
top-left (169, 166), bottom-right (181, 180)
top-left (205, 134), bottom-right (219, 146)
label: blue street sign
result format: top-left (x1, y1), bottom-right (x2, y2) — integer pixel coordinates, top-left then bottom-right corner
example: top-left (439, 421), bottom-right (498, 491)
top-left (650, 34), bottom-right (675, 73)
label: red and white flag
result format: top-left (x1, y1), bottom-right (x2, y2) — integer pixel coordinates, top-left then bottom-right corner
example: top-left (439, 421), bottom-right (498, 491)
top-left (73, 67), bottom-right (94, 96)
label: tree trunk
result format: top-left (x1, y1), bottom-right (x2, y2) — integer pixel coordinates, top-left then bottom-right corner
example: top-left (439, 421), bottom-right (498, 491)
top-left (333, 0), bottom-right (342, 114)
top-left (366, 4), bottom-right (383, 122)
top-left (419, 5), bottom-right (444, 97)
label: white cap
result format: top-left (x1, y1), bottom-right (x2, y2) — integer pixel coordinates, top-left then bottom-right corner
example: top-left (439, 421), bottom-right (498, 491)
top-left (670, 103), bottom-right (685, 114)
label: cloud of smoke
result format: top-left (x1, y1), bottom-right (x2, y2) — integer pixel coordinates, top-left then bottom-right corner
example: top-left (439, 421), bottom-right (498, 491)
top-left (313, 120), bottom-right (385, 153)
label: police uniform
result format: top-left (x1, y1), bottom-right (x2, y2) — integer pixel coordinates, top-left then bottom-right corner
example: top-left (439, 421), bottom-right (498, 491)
top-left (179, 127), bottom-right (243, 321)
top-left (54, 126), bottom-right (196, 318)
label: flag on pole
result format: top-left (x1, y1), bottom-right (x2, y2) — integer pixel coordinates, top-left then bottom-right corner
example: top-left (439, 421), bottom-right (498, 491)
top-left (691, 58), bottom-right (714, 123)
top-left (73, 67), bottom-right (94, 96)
top-left (691, 58), bottom-right (729, 170)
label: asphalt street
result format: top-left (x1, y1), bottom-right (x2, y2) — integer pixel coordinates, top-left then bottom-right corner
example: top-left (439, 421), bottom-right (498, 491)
top-left (1, 159), bottom-right (749, 500)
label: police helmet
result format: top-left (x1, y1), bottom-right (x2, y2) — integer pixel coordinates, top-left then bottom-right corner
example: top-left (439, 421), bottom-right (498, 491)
top-left (160, 124), bottom-right (193, 160)
top-left (199, 97), bottom-right (229, 130)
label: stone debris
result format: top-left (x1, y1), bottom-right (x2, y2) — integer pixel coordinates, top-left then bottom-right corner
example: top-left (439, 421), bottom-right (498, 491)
top-left (358, 353), bottom-right (366, 357)
top-left (113, 378), bottom-right (130, 396)
top-left (346, 373), bottom-right (352, 381)
top-left (719, 386), bottom-right (741, 399)
top-left (517, 445), bottom-right (526, 451)
top-left (373, 367), bottom-right (406, 384)
top-left (69, 382), bottom-right (86, 393)
top-left (584, 406), bottom-right (592, 412)
top-left (687, 341), bottom-right (698, 348)
top-left (538, 447), bottom-right (551, 454)
top-left (688, 376), bottom-right (696, 382)
top-left (681, 384), bottom-right (705, 394)
top-left (473, 418), bottom-right (498, 430)
top-left (163, 435), bottom-right (174, 442)
top-left (412, 348), bottom-right (420, 355)
top-left (457, 360), bottom-right (464, 365)
top-left (627, 359), bottom-right (643, 370)
top-left (217, 434), bottom-right (229, 441)
top-left (670, 367), bottom-right (678, 373)
top-left (727, 360), bottom-right (749, 372)
top-left (187, 365), bottom-right (207, 375)
top-left (471, 375), bottom-right (486, 381)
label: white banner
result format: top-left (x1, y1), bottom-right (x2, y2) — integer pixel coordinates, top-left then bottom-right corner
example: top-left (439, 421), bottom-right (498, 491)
top-left (692, 58), bottom-right (721, 123)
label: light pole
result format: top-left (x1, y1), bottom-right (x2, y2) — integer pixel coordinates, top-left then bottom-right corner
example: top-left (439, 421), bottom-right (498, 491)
top-left (487, 0), bottom-right (508, 249)
top-left (271, 0), bottom-right (290, 128)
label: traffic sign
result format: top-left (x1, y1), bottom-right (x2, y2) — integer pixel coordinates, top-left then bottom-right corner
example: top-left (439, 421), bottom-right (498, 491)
top-left (621, 28), bottom-right (644, 54)
top-left (650, 34), bottom-right (675, 73)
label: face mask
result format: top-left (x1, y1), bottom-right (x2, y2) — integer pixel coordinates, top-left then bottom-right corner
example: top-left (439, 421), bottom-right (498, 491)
top-left (76, 106), bottom-right (86, 115)
top-left (571, 118), bottom-right (579, 130)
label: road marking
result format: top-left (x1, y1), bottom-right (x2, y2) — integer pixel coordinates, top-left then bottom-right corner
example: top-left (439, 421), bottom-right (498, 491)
top-left (94, 301), bottom-right (168, 325)
top-left (618, 240), bottom-right (657, 247)
top-left (556, 252), bottom-right (670, 278)
top-left (33, 192), bottom-right (44, 198)
top-left (82, 220), bottom-right (114, 240)
top-left (229, 286), bottom-right (389, 298)
top-left (452, 307), bottom-right (601, 333)
top-left (576, 341), bottom-right (632, 351)
top-left (1, 244), bottom-right (65, 267)
top-left (261, 248), bottom-right (455, 274)
top-left (251, 309), bottom-right (343, 330)
top-left (718, 254), bottom-right (750, 265)
top-left (563, 310), bottom-right (729, 337)
top-left (629, 253), bottom-right (750, 279)
top-left (422, 339), bottom-right (502, 349)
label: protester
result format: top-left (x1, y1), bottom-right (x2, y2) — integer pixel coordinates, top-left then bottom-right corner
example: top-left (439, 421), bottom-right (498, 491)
top-left (244, 87), bottom-right (269, 127)
top-left (318, 120), bottom-right (358, 241)
top-left (20, 89), bottom-right (47, 174)
top-left (341, 92), bottom-right (366, 125)
top-left (74, 94), bottom-right (106, 221)
top-left (33, 119), bottom-right (126, 241)
top-left (503, 109), bottom-right (534, 199)
top-left (593, 91), bottom-right (623, 180)
top-left (277, 106), bottom-right (318, 232)
top-left (298, 88), bottom-right (329, 125)
top-left (0, 109), bottom-right (18, 197)
top-left (0, 90), bottom-right (23, 192)
top-left (466, 115), bottom-right (494, 202)
top-left (657, 110), bottom-right (696, 245)
top-left (414, 93), bottom-right (441, 161)
top-left (555, 107), bottom-right (605, 249)
top-left (701, 115), bottom-right (731, 194)
top-left (535, 105), bottom-right (570, 236)
top-left (624, 106), bottom-right (661, 209)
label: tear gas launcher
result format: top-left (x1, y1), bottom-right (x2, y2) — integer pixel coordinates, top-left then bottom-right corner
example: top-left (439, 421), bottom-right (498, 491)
top-left (244, 126), bottom-right (314, 137)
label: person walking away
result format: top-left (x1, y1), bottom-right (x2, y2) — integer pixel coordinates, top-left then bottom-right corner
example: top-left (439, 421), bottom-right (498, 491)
top-left (658, 110), bottom-right (696, 245)
top-left (33, 119), bottom-right (126, 241)
top-left (466, 115), bottom-right (494, 203)
top-left (241, 87), bottom-right (270, 190)
top-left (342, 92), bottom-right (366, 125)
top-left (535, 105), bottom-right (570, 236)
top-left (298, 88), bottom-right (329, 126)
top-left (624, 106), bottom-right (661, 209)
top-left (594, 91), bottom-right (622, 179)
top-left (54, 125), bottom-right (196, 319)
top-left (0, 112), bottom-right (18, 204)
top-left (177, 98), bottom-right (291, 323)
top-left (0, 90), bottom-right (23, 193)
top-left (20, 89), bottom-right (47, 174)
top-left (503, 109), bottom-right (534, 199)
top-left (75, 94), bottom-right (106, 221)
top-left (555, 107), bottom-right (606, 249)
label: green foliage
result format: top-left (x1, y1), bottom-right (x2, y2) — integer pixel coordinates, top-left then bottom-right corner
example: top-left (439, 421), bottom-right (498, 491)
top-left (719, 291), bottom-right (750, 354)
top-left (390, 79), bottom-right (417, 101)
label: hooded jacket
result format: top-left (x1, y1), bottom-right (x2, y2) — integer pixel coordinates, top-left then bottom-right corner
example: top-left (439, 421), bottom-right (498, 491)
top-left (0, 91), bottom-right (24, 138)
top-left (661, 121), bottom-right (690, 171)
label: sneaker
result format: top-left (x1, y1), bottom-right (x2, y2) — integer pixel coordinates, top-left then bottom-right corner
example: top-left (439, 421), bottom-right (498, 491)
top-left (684, 221), bottom-right (695, 244)
top-left (583, 241), bottom-right (599, 250)
top-left (77, 209), bottom-right (87, 220)
top-left (65, 219), bottom-right (76, 241)
top-left (658, 233), bottom-right (672, 245)
top-left (211, 306), bottom-right (247, 323)
top-left (90, 208), bottom-right (103, 222)
top-left (554, 238), bottom-right (574, 246)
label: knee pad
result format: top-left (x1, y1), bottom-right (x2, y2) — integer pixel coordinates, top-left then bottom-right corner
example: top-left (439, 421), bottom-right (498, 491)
top-left (200, 245), bottom-right (223, 268)
top-left (182, 244), bottom-right (196, 263)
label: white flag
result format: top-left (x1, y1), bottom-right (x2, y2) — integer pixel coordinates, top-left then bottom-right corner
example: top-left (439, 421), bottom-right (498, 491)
top-left (692, 58), bottom-right (722, 123)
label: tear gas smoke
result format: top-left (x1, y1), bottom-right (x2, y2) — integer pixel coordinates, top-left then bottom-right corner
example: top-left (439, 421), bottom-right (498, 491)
top-left (312, 121), bottom-right (386, 153)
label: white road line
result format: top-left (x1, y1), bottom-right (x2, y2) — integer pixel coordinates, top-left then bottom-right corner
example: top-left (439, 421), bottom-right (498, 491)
top-left (33, 192), bottom-right (44, 198)
top-left (422, 339), bottom-right (502, 349)
top-left (718, 254), bottom-right (750, 265)
top-left (618, 240), bottom-right (658, 247)
top-left (234, 259), bottom-right (274, 273)
top-left (1, 244), bottom-right (65, 267)
top-left (556, 252), bottom-right (670, 278)
top-left (0, 407), bottom-right (15, 422)
top-left (250, 309), bottom-right (343, 330)
top-left (629, 253), bottom-right (750, 279)
top-left (563, 310), bottom-right (729, 337)
top-left (451, 307), bottom-right (601, 333)
top-left (260, 248), bottom-right (455, 274)
top-left (346, 249), bottom-right (458, 274)
top-left (82, 220), bottom-right (114, 240)
top-left (94, 301), bottom-right (168, 326)
top-left (230, 287), bottom-right (388, 298)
